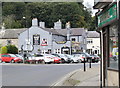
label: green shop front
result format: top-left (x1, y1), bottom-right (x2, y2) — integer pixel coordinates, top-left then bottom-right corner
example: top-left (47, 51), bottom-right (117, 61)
top-left (95, 2), bottom-right (119, 87)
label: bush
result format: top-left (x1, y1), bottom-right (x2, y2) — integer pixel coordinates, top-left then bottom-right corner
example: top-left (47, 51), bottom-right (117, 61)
top-left (1, 46), bottom-right (7, 54)
top-left (6, 45), bottom-right (18, 54)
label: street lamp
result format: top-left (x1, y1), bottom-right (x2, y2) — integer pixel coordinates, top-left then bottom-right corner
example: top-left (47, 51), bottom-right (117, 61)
top-left (83, 29), bottom-right (88, 71)
top-left (66, 22), bottom-right (72, 55)
top-left (52, 38), bottom-right (55, 54)
top-left (23, 15), bottom-right (30, 62)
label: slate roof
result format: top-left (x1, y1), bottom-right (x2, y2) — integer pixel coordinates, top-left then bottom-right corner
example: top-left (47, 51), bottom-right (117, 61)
top-left (42, 28), bottom-right (65, 36)
top-left (0, 27), bottom-right (87, 39)
top-left (40, 27), bottom-right (85, 36)
top-left (56, 28), bottom-right (85, 36)
top-left (87, 31), bottom-right (100, 38)
top-left (71, 28), bottom-right (85, 36)
top-left (0, 28), bottom-right (27, 39)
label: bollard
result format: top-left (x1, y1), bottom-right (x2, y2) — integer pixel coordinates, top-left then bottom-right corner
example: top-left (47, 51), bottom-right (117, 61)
top-left (89, 58), bottom-right (91, 68)
top-left (84, 57), bottom-right (86, 71)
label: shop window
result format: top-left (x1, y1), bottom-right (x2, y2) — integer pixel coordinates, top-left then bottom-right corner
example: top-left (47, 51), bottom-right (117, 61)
top-left (87, 39), bottom-right (93, 44)
top-left (109, 25), bottom-right (118, 70)
top-left (95, 50), bottom-right (97, 54)
top-left (7, 40), bottom-right (11, 45)
top-left (58, 49), bottom-right (60, 53)
top-left (48, 49), bottom-right (51, 54)
top-left (55, 49), bottom-right (57, 53)
top-left (71, 38), bottom-right (76, 41)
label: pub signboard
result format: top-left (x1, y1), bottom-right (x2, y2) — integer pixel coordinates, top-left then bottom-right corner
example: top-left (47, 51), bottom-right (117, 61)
top-left (97, 4), bottom-right (117, 28)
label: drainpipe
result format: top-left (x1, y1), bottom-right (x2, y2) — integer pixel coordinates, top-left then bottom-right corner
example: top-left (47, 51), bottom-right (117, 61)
top-left (117, 0), bottom-right (120, 87)
top-left (95, 11), bottom-right (103, 88)
top-left (96, 30), bottom-right (102, 88)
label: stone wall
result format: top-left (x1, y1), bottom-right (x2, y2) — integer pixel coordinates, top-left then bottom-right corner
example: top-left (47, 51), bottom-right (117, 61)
top-left (107, 70), bottom-right (118, 86)
top-left (0, 39), bottom-right (18, 47)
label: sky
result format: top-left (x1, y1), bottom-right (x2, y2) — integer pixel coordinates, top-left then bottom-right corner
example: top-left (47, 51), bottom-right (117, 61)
top-left (83, 0), bottom-right (98, 16)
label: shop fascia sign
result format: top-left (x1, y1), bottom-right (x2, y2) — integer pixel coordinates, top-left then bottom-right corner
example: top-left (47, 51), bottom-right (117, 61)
top-left (98, 4), bottom-right (117, 27)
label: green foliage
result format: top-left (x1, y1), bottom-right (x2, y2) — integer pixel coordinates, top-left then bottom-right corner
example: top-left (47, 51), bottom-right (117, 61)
top-left (2, 2), bottom-right (94, 30)
top-left (2, 2), bottom-right (26, 28)
top-left (1, 46), bottom-right (7, 54)
top-left (3, 15), bottom-right (22, 29)
top-left (6, 45), bottom-right (18, 54)
top-left (89, 16), bottom-right (96, 31)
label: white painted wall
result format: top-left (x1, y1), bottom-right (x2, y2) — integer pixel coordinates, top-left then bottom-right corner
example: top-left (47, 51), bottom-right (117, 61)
top-left (87, 37), bottom-right (100, 54)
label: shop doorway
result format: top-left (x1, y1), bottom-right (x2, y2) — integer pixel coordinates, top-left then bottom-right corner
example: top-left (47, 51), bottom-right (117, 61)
top-left (61, 46), bottom-right (70, 54)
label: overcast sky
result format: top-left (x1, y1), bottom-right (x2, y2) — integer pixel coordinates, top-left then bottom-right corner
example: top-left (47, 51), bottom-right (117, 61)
top-left (83, 0), bottom-right (98, 16)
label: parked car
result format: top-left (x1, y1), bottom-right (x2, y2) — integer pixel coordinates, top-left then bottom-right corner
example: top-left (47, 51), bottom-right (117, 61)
top-left (24, 54), bottom-right (36, 64)
top-left (72, 52), bottom-right (92, 62)
top-left (33, 54), bottom-right (44, 64)
top-left (15, 54), bottom-right (24, 61)
top-left (52, 54), bottom-right (71, 63)
top-left (0, 54), bottom-right (23, 63)
top-left (90, 54), bottom-right (100, 63)
top-left (65, 54), bottom-right (80, 63)
top-left (42, 54), bottom-right (54, 64)
top-left (72, 54), bottom-right (87, 62)
top-left (50, 55), bottom-right (61, 64)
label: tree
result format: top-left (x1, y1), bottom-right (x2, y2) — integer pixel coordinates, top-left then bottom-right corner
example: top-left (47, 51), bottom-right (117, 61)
top-left (3, 15), bottom-right (22, 29)
top-left (2, 2), bottom-right (26, 28)
top-left (1, 46), bottom-right (7, 54)
top-left (2, 2), bottom-right (94, 30)
top-left (89, 16), bottom-right (96, 31)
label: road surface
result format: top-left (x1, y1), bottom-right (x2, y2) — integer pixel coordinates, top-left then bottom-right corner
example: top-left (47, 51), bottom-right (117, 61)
top-left (1, 63), bottom-right (99, 86)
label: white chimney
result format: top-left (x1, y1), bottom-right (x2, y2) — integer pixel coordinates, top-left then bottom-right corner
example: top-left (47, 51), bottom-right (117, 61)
top-left (32, 18), bottom-right (38, 26)
top-left (66, 22), bottom-right (71, 41)
top-left (54, 19), bottom-right (62, 29)
top-left (39, 22), bottom-right (45, 28)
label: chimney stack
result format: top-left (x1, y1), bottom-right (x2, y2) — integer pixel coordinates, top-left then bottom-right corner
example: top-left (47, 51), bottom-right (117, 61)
top-left (54, 19), bottom-right (62, 29)
top-left (32, 18), bottom-right (38, 26)
top-left (66, 22), bottom-right (71, 41)
top-left (39, 22), bottom-right (45, 28)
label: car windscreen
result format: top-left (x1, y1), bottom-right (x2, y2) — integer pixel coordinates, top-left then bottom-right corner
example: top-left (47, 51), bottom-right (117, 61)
top-left (15, 54), bottom-right (21, 57)
top-left (85, 53), bottom-right (91, 57)
top-left (73, 54), bottom-right (80, 57)
top-left (58, 54), bottom-right (65, 57)
top-left (9, 54), bottom-right (17, 57)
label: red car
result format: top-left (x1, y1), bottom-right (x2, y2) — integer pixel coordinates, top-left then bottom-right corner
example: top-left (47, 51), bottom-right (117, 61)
top-left (0, 54), bottom-right (23, 63)
top-left (52, 55), bottom-right (61, 63)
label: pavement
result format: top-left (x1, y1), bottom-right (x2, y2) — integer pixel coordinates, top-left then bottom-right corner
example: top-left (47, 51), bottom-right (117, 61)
top-left (52, 64), bottom-right (100, 87)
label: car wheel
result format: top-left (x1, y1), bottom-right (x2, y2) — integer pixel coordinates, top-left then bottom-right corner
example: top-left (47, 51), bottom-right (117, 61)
top-left (61, 59), bottom-right (65, 63)
top-left (30, 61), bottom-right (33, 64)
top-left (0, 59), bottom-right (2, 63)
top-left (71, 60), bottom-right (74, 63)
top-left (10, 60), bottom-right (14, 63)
top-left (35, 61), bottom-right (38, 64)
top-left (78, 60), bottom-right (82, 63)
top-left (42, 60), bottom-right (46, 64)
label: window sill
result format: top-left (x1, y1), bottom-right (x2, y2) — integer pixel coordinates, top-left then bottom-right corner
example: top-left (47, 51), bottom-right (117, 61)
top-left (107, 67), bottom-right (118, 72)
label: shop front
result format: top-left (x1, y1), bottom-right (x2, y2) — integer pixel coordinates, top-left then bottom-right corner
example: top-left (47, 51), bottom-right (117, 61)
top-left (95, 2), bottom-right (119, 87)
